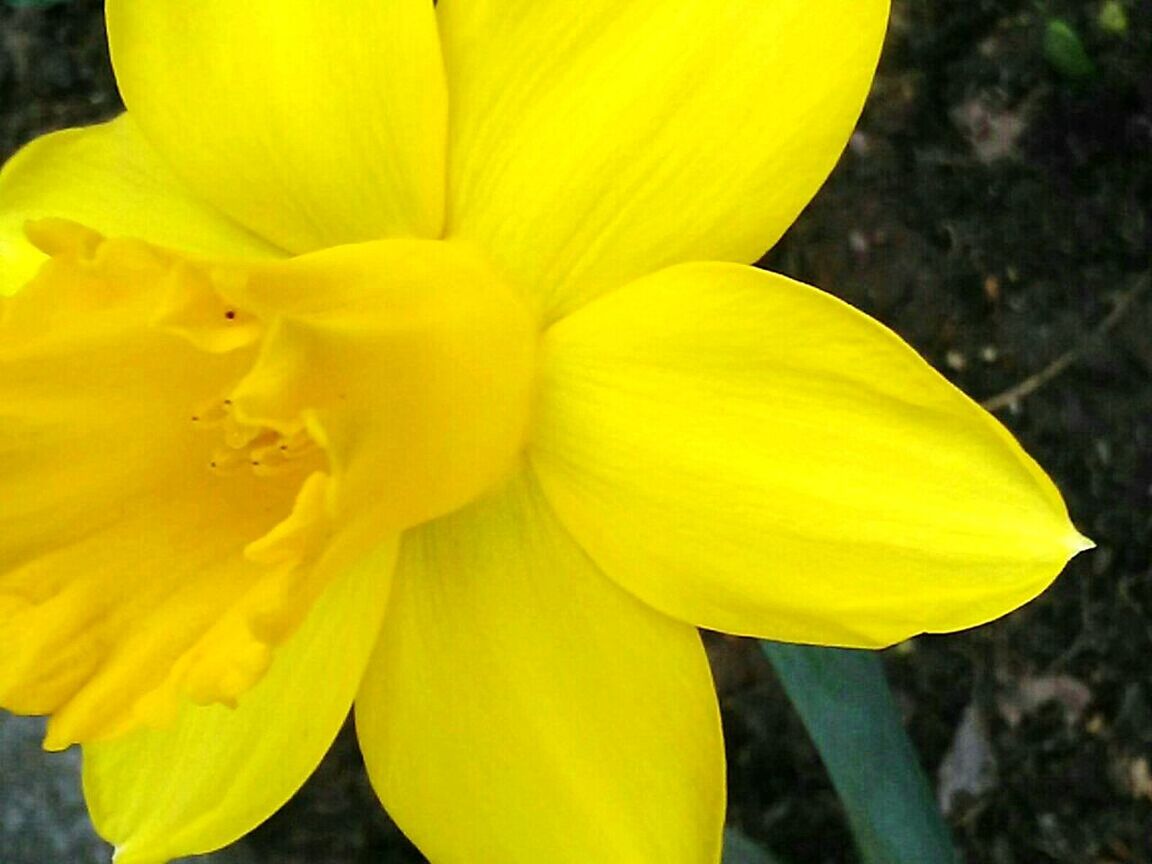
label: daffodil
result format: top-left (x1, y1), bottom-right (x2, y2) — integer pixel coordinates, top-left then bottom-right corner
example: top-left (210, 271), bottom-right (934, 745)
top-left (0, 2), bottom-right (1088, 862)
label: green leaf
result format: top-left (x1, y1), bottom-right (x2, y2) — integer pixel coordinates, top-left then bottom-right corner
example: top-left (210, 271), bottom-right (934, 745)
top-left (1043, 19), bottom-right (1096, 79)
top-left (761, 642), bottom-right (956, 864)
top-left (1097, 1), bottom-right (1128, 35)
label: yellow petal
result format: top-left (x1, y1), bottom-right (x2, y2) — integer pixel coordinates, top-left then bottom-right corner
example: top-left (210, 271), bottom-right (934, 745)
top-left (356, 471), bottom-right (724, 864)
top-left (438, 0), bottom-right (888, 319)
top-left (0, 115), bottom-right (278, 297)
top-left (533, 263), bottom-right (1090, 647)
top-left (82, 541), bottom-right (394, 864)
top-left (106, 0), bottom-right (447, 252)
top-left (0, 225), bottom-right (329, 745)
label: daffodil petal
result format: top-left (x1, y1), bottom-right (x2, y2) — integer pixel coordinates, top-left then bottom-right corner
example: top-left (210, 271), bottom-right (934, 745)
top-left (106, 0), bottom-right (447, 252)
top-left (356, 471), bottom-right (724, 864)
top-left (0, 115), bottom-right (277, 296)
top-left (0, 229), bottom-right (324, 745)
top-left (533, 263), bottom-right (1089, 647)
top-left (82, 541), bottom-right (394, 864)
top-left (438, 0), bottom-right (888, 319)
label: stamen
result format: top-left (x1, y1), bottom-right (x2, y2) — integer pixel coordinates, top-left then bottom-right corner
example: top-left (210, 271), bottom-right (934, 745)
top-left (189, 397), bottom-right (231, 428)
top-left (223, 419), bottom-right (265, 451)
top-left (194, 395), bottom-right (319, 478)
top-left (209, 446), bottom-right (250, 475)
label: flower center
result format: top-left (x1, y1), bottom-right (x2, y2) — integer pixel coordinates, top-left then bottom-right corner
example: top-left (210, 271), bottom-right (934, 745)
top-left (221, 236), bottom-right (541, 536)
top-left (191, 397), bottom-right (320, 476)
top-left (31, 218), bottom-right (541, 549)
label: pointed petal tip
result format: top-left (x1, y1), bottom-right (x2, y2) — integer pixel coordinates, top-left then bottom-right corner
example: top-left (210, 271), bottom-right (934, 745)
top-left (1069, 530), bottom-right (1096, 555)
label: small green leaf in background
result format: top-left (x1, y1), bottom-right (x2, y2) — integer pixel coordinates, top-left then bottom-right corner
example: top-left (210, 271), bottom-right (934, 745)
top-left (1043, 19), bottom-right (1097, 78)
top-left (3, 0), bottom-right (71, 7)
top-left (762, 642), bottom-right (956, 864)
top-left (1097, 0), bottom-right (1128, 36)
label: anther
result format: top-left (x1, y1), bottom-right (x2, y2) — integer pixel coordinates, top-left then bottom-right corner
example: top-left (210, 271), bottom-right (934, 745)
top-left (192, 395), bottom-right (318, 478)
top-left (190, 398), bottom-right (229, 427)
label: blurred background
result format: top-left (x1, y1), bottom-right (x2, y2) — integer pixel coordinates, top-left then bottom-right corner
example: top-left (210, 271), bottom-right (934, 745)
top-left (0, 1), bottom-right (1149, 861)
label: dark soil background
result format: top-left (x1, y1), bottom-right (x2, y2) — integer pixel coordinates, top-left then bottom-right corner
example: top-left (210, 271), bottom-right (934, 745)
top-left (1, 1), bottom-right (1149, 862)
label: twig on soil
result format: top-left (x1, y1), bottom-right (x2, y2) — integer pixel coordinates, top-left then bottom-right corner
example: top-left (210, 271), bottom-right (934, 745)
top-left (981, 273), bottom-right (1151, 413)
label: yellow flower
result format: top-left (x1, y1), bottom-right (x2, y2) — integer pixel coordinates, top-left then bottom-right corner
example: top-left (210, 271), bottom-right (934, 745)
top-left (0, 2), bottom-right (1088, 862)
